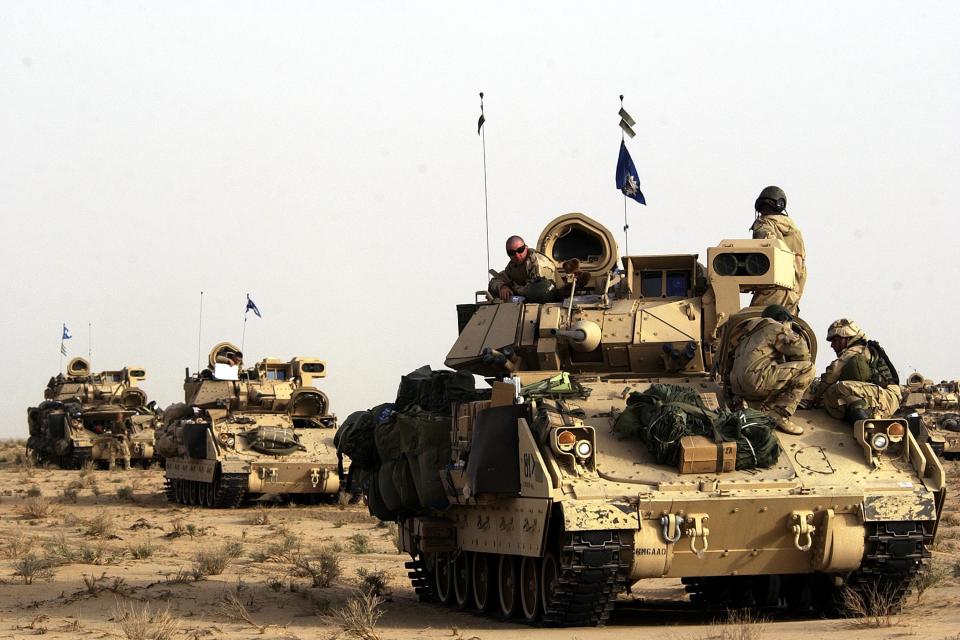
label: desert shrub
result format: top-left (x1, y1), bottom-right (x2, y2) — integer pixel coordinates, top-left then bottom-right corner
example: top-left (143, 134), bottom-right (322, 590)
top-left (357, 567), bottom-right (389, 597)
top-left (61, 486), bottom-right (80, 503)
top-left (194, 541), bottom-right (243, 576)
top-left (2, 533), bottom-right (35, 559)
top-left (285, 547), bottom-right (341, 588)
top-left (17, 497), bottom-right (57, 520)
top-left (246, 506), bottom-right (271, 526)
top-left (84, 511), bottom-right (114, 538)
top-left (116, 486), bottom-right (136, 502)
top-left (348, 533), bottom-right (373, 554)
top-left (26, 486), bottom-right (42, 498)
top-left (12, 553), bottom-right (56, 584)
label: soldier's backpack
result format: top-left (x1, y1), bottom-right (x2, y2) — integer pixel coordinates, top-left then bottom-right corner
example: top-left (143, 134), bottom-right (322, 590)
top-left (334, 403), bottom-right (394, 471)
top-left (866, 340), bottom-right (899, 386)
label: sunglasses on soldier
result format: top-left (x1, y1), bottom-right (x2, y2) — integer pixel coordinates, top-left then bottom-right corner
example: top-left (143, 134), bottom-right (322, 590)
top-left (507, 245), bottom-right (527, 256)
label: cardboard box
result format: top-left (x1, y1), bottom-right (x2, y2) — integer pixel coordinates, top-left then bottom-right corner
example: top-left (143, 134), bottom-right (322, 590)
top-left (490, 381), bottom-right (516, 407)
top-left (678, 435), bottom-right (736, 474)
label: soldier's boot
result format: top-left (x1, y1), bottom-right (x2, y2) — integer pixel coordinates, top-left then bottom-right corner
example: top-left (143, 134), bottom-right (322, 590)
top-left (844, 401), bottom-right (871, 426)
top-left (773, 410), bottom-right (803, 435)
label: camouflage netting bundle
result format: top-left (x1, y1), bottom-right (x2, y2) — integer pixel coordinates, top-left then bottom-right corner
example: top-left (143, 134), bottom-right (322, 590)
top-left (613, 383), bottom-right (780, 470)
top-left (335, 366), bottom-right (489, 520)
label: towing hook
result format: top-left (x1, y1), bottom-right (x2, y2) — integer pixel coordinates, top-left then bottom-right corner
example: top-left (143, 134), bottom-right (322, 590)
top-left (660, 514), bottom-right (682, 543)
top-left (684, 514), bottom-right (710, 559)
top-left (790, 511), bottom-right (816, 552)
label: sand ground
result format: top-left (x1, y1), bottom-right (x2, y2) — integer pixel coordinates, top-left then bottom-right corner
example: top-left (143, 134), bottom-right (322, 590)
top-left (0, 441), bottom-right (957, 640)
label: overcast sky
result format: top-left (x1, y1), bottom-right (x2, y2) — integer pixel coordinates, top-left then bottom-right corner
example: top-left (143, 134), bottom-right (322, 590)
top-left (1, 1), bottom-right (958, 438)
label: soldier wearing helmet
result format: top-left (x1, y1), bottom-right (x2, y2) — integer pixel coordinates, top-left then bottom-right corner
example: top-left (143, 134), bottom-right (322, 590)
top-left (749, 186), bottom-right (806, 315)
top-left (805, 318), bottom-right (901, 423)
top-left (728, 304), bottom-right (815, 435)
top-left (488, 235), bottom-right (560, 302)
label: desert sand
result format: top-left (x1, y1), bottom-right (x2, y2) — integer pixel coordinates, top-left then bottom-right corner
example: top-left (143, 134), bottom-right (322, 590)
top-left (0, 439), bottom-right (957, 640)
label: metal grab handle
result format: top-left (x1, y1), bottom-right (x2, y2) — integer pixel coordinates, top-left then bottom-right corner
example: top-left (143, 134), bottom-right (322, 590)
top-left (660, 515), bottom-right (682, 543)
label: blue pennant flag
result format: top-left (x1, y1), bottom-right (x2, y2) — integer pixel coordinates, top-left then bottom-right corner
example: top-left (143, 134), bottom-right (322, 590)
top-left (616, 141), bottom-right (646, 205)
top-left (62, 324), bottom-right (72, 340)
top-left (245, 294), bottom-right (262, 318)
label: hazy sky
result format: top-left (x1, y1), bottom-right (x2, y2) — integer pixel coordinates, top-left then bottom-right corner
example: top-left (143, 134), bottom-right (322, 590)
top-left (1, 1), bottom-right (958, 438)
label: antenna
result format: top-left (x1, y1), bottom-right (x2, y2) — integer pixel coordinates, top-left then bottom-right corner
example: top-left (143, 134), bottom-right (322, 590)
top-left (478, 91), bottom-right (491, 277)
top-left (196, 291), bottom-right (204, 375)
top-left (88, 322), bottom-right (92, 369)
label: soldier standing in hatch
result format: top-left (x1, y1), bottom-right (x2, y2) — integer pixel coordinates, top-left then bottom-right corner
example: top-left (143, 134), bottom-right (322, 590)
top-left (728, 305), bottom-right (815, 435)
top-left (488, 235), bottom-right (558, 301)
top-left (749, 186), bottom-right (806, 315)
top-left (805, 319), bottom-right (901, 424)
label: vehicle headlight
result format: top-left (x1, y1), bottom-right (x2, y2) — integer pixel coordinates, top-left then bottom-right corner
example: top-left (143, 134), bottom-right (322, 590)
top-left (557, 430), bottom-right (576, 452)
top-left (575, 440), bottom-right (592, 458)
top-left (870, 433), bottom-right (889, 451)
top-left (886, 422), bottom-right (905, 440)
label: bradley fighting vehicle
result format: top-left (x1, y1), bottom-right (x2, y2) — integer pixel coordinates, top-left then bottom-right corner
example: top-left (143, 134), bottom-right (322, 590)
top-left (385, 213), bottom-right (945, 626)
top-left (902, 373), bottom-right (960, 459)
top-left (27, 357), bottom-right (159, 468)
top-left (156, 342), bottom-right (340, 507)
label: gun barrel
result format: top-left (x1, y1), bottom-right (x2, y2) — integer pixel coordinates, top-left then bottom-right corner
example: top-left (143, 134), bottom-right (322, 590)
top-left (551, 328), bottom-right (587, 342)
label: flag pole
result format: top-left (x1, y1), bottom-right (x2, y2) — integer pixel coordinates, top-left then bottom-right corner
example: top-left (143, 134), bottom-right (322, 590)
top-left (240, 294), bottom-right (249, 354)
top-left (196, 291), bottom-right (204, 375)
top-left (88, 322), bottom-right (92, 367)
top-left (620, 95), bottom-right (630, 257)
top-left (59, 324), bottom-right (64, 373)
top-left (479, 92), bottom-right (491, 277)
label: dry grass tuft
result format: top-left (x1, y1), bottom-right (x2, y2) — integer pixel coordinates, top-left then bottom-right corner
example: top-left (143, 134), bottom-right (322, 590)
top-left (193, 541), bottom-right (243, 577)
top-left (81, 571), bottom-right (131, 596)
top-left (17, 496), bottom-right (57, 520)
top-left (246, 506), bottom-right (271, 526)
top-left (841, 581), bottom-right (901, 628)
top-left (709, 609), bottom-right (767, 640)
top-left (26, 485), bottom-right (42, 497)
top-left (128, 541), bottom-right (156, 560)
top-left (116, 486), bottom-right (136, 502)
top-left (915, 560), bottom-right (950, 602)
top-left (114, 600), bottom-right (179, 640)
top-left (329, 591), bottom-right (384, 640)
top-left (2, 533), bottom-right (35, 559)
top-left (84, 510), bottom-right (115, 538)
top-left (219, 590), bottom-right (266, 633)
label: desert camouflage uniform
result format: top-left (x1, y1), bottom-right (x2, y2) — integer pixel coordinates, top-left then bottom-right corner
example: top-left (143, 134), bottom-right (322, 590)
top-left (729, 317), bottom-right (815, 418)
top-left (488, 249), bottom-right (559, 299)
top-left (815, 341), bottom-right (902, 419)
top-left (750, 214), bottom-right (806, 314)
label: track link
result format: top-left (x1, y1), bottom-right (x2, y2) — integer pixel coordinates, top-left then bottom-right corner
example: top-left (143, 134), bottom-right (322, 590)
top-left (163, 473), bottom-right (248, 508)
top-left (843, 520), bottom-right (932, 614)
top-left (405, 555), bottom-right (437, 602)
top-left (542, 529), bottom-right (632, 626)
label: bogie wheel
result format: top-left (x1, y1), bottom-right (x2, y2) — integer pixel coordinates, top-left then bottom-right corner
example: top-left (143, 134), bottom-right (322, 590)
top-left (202, 481), bottom-right (213, 507)
top-left (540, 551), bottom-right (561, 617)
top-left (174, 479), bottom-right (185, 504)
top-left (472, 553), bottom-right (496, 612)
top-left (519, 556), bottom-right (542, 623)
top-left (453, 551), bottom-right (473, 609)
top-left (189, 480), bottom-right (200, 506)
top-left (435, 552), bottom-right (454, 604)
top-left (498, 554), bottom-right (519, 619)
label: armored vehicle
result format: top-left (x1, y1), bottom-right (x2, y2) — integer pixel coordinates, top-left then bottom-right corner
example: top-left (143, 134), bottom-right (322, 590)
top-left (356, 213), bottom-right (944, 626)
top-left (156, 342), bottom-right (340, 507)
top-left (26, 357), bottom-right (159, 468)
top-left (902, 372), bottom-right (960, 459)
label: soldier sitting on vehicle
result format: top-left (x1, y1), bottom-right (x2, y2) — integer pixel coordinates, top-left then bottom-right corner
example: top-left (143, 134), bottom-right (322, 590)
top-left (728, 305), bottom-right (815, 435)
top-left (488, 235), bottom-right (560, 302)
top-left (803, 318), bottom-right (901, 424)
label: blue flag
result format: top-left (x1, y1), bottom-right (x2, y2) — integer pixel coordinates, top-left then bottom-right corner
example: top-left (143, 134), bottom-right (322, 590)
top-left (62, 324), bottom-right (72, 340)
top-left (245, 294), bottom-right (262, 318)
top-left (616, 141), bottom-right (646, 205)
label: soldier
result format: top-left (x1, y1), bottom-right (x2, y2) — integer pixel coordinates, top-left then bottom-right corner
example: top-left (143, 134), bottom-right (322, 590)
top-left (806, 319), bottom-right (901, 424)
top-left (488, 235), bottom-right (559, 302)
top-left (107, 411), bottom-right (131, 470)
top-left (749, 186), bottom-right (806, 315)
top-left (728, 304), bottom-right (816, 435)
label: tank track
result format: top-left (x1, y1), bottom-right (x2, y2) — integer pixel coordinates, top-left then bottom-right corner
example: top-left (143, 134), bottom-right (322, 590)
top-left (682, 520), bottom-right (933, 615)
top-left (163, 473), bottom-right (248, 508)
top-left (405, 555), bottom-right (436, 602)
top-left (541, 529), bottom-right (632, 627)
top-left (843, 520), bottom-right (932, 614)
top-left (404, 529), bottom-right (630, 627)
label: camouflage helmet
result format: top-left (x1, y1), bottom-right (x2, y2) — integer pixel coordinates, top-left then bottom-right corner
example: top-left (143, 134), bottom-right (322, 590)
top-left (826, 318), bottom-right (865, 341)
top-left (761, 304), bottom-right (793, 322)
top-left (755, 186), bottom-right (787, 214)
top-left (523, 278), bottom-right (558, 304)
